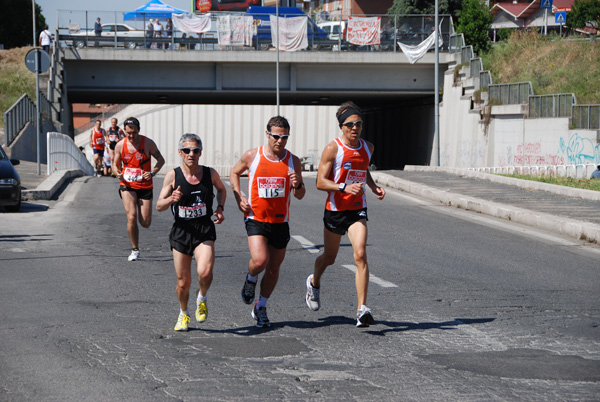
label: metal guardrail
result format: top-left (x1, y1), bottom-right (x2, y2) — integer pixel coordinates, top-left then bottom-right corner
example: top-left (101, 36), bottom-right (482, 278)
top-left (529, 93), bottom-right (575, 119)
top-left (47, 132), bottom-right (95, 176)
top-left (480, 70), bottom-right (492, 89)
top-left (488, 82), bottom-right (533, 105)
top-left (56, 11), bottom-right (453, 53)
top-left (460, 45), bottom-right (473, 65)
top-left (572, 105), bottom-right (600, 130)
top-left (470, 57), bottom-right (482, 79)
top-left (3, 94), bottom-right (35, 146)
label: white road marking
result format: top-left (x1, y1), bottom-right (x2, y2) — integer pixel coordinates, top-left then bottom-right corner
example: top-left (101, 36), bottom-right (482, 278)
top-left (291, 235), bottom-right (320, 253)
top-left (342, 264), bottom-right (398, 288)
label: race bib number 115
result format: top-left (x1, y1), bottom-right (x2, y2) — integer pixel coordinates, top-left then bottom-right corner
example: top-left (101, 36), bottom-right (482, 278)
top-left (257, 177), bottom-right (286, 198)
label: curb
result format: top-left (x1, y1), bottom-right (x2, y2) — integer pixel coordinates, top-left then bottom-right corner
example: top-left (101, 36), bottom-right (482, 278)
top-left (403, 165), bottom-right (600, 201)
top-left (371, 171), bottom-right (600, 245)
top-left (22, 169), bottom-right (87, 201)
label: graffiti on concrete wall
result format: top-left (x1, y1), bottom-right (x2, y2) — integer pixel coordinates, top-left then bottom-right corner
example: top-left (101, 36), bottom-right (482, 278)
top-left (513, 142), bottom-right (565, 165)
top-left (561, 133), bottom-right (600, 165)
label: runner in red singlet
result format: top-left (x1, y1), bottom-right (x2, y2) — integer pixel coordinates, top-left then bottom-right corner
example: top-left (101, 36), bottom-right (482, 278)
top-left (305, 101), bottom-right (386, 328)
top-left (112, 117), bottom-right (165, 262)
top-left (89, 120), bottom-right (106, 176)
top-left (230, 115), bottom-right (306, 328)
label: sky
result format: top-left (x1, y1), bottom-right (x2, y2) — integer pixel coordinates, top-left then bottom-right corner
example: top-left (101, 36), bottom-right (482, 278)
top-left (37, 0), bottom-right (193, 33)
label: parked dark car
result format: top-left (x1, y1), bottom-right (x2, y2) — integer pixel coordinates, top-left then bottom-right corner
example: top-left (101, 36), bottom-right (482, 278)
top-left (0, 145), bottom-right (21, 212)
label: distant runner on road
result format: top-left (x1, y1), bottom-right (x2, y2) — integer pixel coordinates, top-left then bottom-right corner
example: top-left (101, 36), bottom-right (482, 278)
top-left (112, 117), bottom-right (165, 262)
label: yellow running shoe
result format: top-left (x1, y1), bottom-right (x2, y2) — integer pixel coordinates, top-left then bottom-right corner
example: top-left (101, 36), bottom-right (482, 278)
top-left (174, 313), bottom-right (190, 331)
top-left (196, 300), bottom-right (208, 322)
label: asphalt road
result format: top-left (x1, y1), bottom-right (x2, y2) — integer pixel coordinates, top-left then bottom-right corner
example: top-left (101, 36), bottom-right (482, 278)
top-left (1, 174), bottom-right (599, 401)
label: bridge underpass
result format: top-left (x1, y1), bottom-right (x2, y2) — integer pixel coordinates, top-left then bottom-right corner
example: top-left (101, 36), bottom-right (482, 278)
top-left (54, 48), bottom-right (450, 169)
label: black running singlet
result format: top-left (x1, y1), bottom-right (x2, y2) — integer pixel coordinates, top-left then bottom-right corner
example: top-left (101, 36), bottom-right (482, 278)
top-left (171, 166), bottom-right (214, 223)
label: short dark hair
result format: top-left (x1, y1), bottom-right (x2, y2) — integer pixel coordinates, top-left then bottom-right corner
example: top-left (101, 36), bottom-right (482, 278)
top-left (336, 101), bottom-right (361, 120)
top-left (266, 115), bottom-right (290, 132)
top-left (123, 117), bottom-right (140, 130)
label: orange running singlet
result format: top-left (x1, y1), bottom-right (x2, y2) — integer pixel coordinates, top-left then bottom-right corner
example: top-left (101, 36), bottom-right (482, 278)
top-left (325, 137), bottom-right (371, 212)
top-left (91, 128), bottom-right (106, 150)
top-left (119, 136), bottom-right (153, 190)
top-left (246, 146), bottom-right (295, 223)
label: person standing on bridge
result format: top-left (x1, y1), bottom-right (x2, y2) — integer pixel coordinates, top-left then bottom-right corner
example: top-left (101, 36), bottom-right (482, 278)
top-left (112, 117), bottom-right (165, 262)
top-left (157, 133), bottom-right (227, 332)
top-left (89, 119), bottom-right (106, 177)
top-left (305, 101), bottom-right (386, 328)
top-left (230, 115), bottom-right (306, 328)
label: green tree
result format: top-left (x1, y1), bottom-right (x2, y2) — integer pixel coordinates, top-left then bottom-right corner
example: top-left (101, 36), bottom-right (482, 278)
top-left (566, 0), bottom-right (600, 32)
top-left (0, 0), bottom-right (46, 49)
top-left (388, 0), bottom-right (462, 20)
top-left (456, 0), bottom-right (493, 55)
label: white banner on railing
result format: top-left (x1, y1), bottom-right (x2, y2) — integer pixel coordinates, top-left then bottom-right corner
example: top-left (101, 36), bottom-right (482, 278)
top-left (398, 29), bottom-right (443, 64)
top-left (218, 15), bottom-right (254, 46)
top-left (172, 13), bottom-right (212, 34)
top-left (347, 16), bottom-right (380, 46)
top-left (269, 15), bottom-right (308, 51)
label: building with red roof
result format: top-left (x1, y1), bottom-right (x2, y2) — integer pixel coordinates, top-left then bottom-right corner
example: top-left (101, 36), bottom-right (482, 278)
top-left (491, 0), bottom-right (574, 30)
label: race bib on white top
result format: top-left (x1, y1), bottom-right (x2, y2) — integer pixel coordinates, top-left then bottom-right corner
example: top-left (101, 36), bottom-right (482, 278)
top-left (123, 167), bottom-right (143, 183)
top-left (109, 134), bottom-right (119, 142)
top-left (257, 177), bottom-right (286, 198)
top-left (178, 202), bottom-right (207, 219)
top-left (345, 169), bottom-right (367, 184)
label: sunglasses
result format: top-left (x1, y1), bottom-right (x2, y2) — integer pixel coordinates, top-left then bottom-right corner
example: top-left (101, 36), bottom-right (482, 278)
top-left (268, 131), bottom-right (290, 141)
top-left (342, 120), bottom-right (363, 128)
top-left (180, 147), bottom-right (201, 155)
top-left (124, 119), bottom-right (140, 127)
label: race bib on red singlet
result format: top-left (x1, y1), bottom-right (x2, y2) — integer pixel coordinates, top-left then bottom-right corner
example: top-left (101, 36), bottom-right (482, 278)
top-left (123, 167), bottom-right (143, 183)
top-left (257, 177), bottom-right (286, 198)
top-left (95, 136), bottom-right (105, 145)
top-left (345, 169), bottom-right (367, 184)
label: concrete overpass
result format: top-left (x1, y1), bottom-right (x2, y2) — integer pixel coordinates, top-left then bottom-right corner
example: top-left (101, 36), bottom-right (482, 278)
top-left (51, 48), bottom-right (453, 169)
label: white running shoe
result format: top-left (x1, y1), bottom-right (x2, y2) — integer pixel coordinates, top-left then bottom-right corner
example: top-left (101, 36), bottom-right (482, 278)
top-left (305, 274), bottom-right (321, 311)
top-left (356, 305), bottom-right (374, 327)
top-left (128, 249), bottom-right (140, 262)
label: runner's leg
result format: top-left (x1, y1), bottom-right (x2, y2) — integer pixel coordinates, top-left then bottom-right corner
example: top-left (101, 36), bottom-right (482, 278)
top-left (347, 219), bottom-right (369, 307)
top-left (120, 190), bottom-right (140, 249)
top-left (173, 249), bottom-right (193, 312)
top-left (194, 241), bottom-right (215, 297)
top-left (312, 227), bottom-right (342, 287)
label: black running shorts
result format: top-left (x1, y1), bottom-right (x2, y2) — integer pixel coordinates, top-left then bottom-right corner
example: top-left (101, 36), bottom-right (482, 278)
top-left (323, 208), bottom-right (368, 235)
top-left (169, 219), bottom-right (216, 256)
top-left (119, 186), bottom-right (153, 200)
top-left (244, 219), bottom-right (290, 250)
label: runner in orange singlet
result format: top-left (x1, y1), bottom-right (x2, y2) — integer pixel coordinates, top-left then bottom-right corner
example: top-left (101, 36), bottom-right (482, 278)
top-left (230, 115), bottom-right (305, 328)
top-left (112, 117), bottom-right (165, 262)
top-left (305, 101), bottom-right (386, 328)
top-left (89, 120), bottom-right (106, 176)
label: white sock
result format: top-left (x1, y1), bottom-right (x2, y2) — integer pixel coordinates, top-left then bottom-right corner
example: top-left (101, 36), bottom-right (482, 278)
top-left (247, 272), bottom-right (258, 283)
top-left (197, 293), bottom-right (207, 303)
top-left (256, 295), bottom-right (268, 309)
top-left (180, 309), bottom-right (189, 316)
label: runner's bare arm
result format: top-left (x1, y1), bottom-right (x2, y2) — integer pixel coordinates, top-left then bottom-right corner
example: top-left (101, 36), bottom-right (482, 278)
top-left (156, 169), bottom-right (178, 212)
top-left (112, 141), bottom-right (123, 180)
top-left (211, 168), bottom-right (227, 224)
top-left (230, 149), bottom-right (256, 214)
top-left (290, 155), bottom-right (306, 200)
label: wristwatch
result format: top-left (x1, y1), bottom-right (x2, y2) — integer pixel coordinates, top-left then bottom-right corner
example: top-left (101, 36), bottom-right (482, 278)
top-left (151, 171), bottom-right (156, 177)
top-left (217, 204), bottom-right (224, 211)
top-left (294, 182), bottom-right (304, 190)
top-left (338, 183), bottom-right (346, 193)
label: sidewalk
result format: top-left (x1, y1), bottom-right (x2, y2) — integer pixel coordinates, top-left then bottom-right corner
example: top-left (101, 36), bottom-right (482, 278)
top-left (371, 167), bottom-right (600, 244)
top-left (15, 160), bottom-right (85, 201)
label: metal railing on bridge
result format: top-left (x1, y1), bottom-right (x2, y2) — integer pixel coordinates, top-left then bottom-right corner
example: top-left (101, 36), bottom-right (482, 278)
top-left (488, 82), bottom-right (533, 105)
top-left (56, 10), bottom-right (453, 53)
top-left (3, 93), bottom-right (56, 147)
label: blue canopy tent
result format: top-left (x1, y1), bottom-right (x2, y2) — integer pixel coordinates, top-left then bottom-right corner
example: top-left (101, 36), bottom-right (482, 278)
top-left (123, 0), bottom-right (188, 21)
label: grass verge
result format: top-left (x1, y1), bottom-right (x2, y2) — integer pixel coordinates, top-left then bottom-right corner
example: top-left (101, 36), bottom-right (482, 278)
top-left (501, 174), bottom-right (600, 191)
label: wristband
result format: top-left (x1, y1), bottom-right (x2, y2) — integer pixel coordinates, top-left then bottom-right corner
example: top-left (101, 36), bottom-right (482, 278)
top-left (151, 171), bottom-right (156, 177)
top-left (294, 182), bottom-right (304, 190)
top-left (217, 204), bottom-right (224, 211)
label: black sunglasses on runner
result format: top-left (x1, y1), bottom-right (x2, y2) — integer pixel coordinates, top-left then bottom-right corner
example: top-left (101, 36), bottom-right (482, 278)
top-left (180, 147), bottom-right (201, 155)
top-left (342, 120), bottom-right (363, 128)
top-left (268, 131), bottom-right (290, 141)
